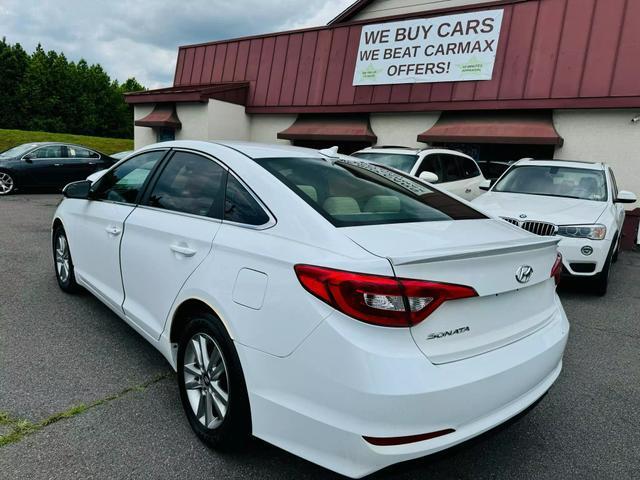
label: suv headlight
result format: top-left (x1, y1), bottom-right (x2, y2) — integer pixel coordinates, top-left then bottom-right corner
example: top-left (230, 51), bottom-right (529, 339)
top-left (557, 224), bottom-right (606, 240)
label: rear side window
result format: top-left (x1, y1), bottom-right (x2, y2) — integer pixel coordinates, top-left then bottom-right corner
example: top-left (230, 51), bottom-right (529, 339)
top-left (224, 174), bottom-right (270, 226)
top-left (93, 150), bottom-right (164, 204)
top-left (146, 151), bottom-right (226, 218)
top-left (68, 146), bottom-right (99, 159)
top-left (255, 157), bottom-right (485, 227)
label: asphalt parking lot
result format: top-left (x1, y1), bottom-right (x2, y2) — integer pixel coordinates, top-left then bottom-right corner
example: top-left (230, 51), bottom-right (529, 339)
top-left (1, 193), bottom-right (639, 479)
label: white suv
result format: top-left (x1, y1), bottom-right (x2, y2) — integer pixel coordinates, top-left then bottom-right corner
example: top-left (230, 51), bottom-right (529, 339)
top-left (351, 146), bottom-right (487, 201)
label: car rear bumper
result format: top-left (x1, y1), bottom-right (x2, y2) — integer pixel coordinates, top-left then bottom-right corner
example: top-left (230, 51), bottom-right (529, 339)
top-left (236, 299), bottom-right (569, 478)
top-left (557, 237), bottom-right (612, 277)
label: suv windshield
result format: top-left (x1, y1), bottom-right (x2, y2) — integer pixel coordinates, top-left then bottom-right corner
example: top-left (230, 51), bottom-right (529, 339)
top-left (350, 152), bottom-right (418, 173)
top-left (0, 144), bottom-right (38, 158)
top-left (493, 165), bottom-right (607, 201)
top-left (255, 157), bottom-right (485, 227)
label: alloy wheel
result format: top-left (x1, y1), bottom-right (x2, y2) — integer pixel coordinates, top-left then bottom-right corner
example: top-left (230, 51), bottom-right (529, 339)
top-left (183, 333), bottom-right (229, 429)
top-left (0, 172), bottom-right (14, 194)
top-left (55, 234), bottom-right (71, 283)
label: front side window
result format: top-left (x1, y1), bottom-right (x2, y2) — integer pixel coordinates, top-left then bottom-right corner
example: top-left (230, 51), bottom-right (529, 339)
top-left (146, 151), bottom-right (226, 218)
top-left (350, 152), bottom-right (418, 173)
top-left (457, 157), bottom-right (480, 179)
top-left (439, 154), bottom-right (465, 182)
top-left (33, 145), bottom-right (63, 159)
top-left (255, 157), bottom-right (485, 227)
top-left (224, 174), bottom-right (270, 226)
top-left (92, 150), bottom-right (165, 203)
top-left (493, 165), bottom-right (607, 201)
top-left (415, 155), bottom-right (442, 183)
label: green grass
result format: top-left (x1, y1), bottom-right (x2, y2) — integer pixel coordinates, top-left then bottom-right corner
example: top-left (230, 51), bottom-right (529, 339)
top-left (0, 129), bottom-right (133, 155)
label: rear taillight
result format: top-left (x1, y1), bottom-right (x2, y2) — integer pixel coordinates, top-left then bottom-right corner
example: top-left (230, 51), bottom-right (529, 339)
top-left (551, 252), bottom-right (563, 286)
top-left (294, 264), bottom-right (477, 327)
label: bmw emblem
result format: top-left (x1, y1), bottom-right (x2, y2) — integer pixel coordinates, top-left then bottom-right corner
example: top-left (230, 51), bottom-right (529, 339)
top-left (515, 265), bottom-right (534, 284)
top-left (519, 213), bottom-right (527, 219)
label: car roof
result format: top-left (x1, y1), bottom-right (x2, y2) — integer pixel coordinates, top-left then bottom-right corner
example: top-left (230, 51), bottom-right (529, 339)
top-left (355, 146), bottom-right (475, 161)
top-left (143, 140), bottom-right (327, 160)
top-left (514, 159), bottom-right (605, 170)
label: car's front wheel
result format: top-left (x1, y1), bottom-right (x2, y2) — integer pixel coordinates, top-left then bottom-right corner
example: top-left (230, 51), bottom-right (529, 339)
top-left (0, 170), bottom-right (16, 195)
top-left (177, 312), bottom-right (251, 450)
top-left (53, 226), bottom-right (81, 293)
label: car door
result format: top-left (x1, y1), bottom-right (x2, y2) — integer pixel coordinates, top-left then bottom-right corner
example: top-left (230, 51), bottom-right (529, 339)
top-left (22, 145), bottom-right (66, 186)
top-left (64, 146), bottom-right (102, 183)
top-left (69, 150), bottom-right (166, 313)
top-left (119, 150), bottom-right (227, 339)
top-left (438, 153), bottom-right (483, 200)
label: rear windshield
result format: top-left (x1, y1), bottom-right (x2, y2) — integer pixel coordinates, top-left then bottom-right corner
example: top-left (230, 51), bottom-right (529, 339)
top-left (255, 157), bottom-right (485, 227)
top-left (494, 165), bottom-right (607, 201)
top-left (350, 152), bottom-right (418, 173)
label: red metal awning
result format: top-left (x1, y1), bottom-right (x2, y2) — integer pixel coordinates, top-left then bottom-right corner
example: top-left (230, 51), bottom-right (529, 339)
top-left (134, 104), bottom-right (181, 129)
top-left (417, 111), bottom-right (563, 146)
top-left (278, 115), bottom-right (377, 142)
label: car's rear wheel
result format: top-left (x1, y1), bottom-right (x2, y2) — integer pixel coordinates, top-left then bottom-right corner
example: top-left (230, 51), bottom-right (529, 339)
top-left (53, 226), bottom-right (81, 293)
top-left (0, 170), bottom-right (15, 195)
top-left (177, 312), bottom-right (251, 450)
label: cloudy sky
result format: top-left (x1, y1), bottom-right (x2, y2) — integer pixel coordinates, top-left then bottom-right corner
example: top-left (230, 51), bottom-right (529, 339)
top-left (0, 0), bottom-right (353, 88)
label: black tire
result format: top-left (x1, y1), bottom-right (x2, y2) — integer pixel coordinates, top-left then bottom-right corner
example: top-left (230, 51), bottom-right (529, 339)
top-left (0, 169), bottom-right (16, 195)
top-left (177, 312), bottom-right (251, 451)
top-left (593, 243), bottom-right (614, 296)
top-left (612, 233), bottom-right (620, 263)
top-left (52, 226), bottom-right (81, 293)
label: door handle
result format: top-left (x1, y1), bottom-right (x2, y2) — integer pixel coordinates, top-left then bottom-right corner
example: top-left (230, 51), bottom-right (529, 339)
top-left (465, 188), bottom-right (472, 193)
top-left (105, 226), bottom-right (122, 236)
top-left (54, 163), bottom-right (62, 167)
top-left (170, 244), bottom-right (197, 257)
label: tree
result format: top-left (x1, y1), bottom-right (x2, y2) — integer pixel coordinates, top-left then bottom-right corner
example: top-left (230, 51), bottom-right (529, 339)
top-left (2, 40), bottom-right (145, 138)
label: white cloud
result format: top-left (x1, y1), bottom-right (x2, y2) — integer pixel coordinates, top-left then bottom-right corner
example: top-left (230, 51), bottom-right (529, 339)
top-left (0, 0), bottom-right (354, 88)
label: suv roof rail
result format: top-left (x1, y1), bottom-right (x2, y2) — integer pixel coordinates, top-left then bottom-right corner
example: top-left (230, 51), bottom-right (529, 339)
top-left (371, 145), bottom-right (415, 149)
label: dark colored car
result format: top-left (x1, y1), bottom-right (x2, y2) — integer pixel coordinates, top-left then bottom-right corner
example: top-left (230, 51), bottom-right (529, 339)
top-left (0, 142), bottom-right (116, 195)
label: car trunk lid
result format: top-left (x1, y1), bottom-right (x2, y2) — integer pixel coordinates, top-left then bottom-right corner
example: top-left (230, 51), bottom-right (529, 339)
top-left (342, 219), bottom-right (561, 363)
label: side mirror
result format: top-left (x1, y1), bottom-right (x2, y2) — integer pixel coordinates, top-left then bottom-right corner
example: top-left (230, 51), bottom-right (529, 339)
top-left (63, 180), bottom-right (93, 199)
top-left (615, 190), bottom-right (637, 204)
top-left (23, 153), bottom-right (34, 162)
top-left (479, 179), bottom-right (492, 191)
top-left (418, 171), bottom-right (439, 183)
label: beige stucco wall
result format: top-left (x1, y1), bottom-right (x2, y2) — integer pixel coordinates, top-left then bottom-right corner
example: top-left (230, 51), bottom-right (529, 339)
top-left (248, 114), bottom-right (296, 144)
top-left (174, 103), bottom-right (210, 142)
top-left (370, 112), bottom-right (441, 147)
top-left (207, 99), bottom-right (251, 141)
top-left (133, 104), bottom-right (157, 150)
top-left (349, 0), bottom-right (493, 21)
top-left (553, 109), bottom-right (640, 207)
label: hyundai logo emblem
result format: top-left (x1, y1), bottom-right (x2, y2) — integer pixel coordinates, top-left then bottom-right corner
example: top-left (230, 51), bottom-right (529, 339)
top-left (515, 265), bottom-right (534, 284)
top-left (519, 213), bottom-right (527, 219)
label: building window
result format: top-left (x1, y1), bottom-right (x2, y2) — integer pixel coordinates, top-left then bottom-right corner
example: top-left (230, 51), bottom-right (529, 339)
top-left (157, 128), bottom-right (175, 143)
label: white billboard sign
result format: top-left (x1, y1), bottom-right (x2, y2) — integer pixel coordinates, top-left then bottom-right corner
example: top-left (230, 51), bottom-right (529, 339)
top-left (353, 9), bottom-right (504, 86)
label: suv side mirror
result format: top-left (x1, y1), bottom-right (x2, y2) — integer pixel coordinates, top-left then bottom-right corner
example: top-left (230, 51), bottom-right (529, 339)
top-left (63, 180), bottom-right (93, 199)
top-left (479, 179), bottom-right (492, 191)
top-left (418, 171), bottom-right (439, 183)
top-left (23, 153), bottom-right (35, 162)
top-left (615, 190), bottom-right (637, 204)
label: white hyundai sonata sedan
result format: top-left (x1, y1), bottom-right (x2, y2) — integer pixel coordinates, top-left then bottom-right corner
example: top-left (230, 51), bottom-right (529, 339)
top-left (473, 159), bottom-right (637, 295)
top-left (52, 141), bottom-right (568, 478)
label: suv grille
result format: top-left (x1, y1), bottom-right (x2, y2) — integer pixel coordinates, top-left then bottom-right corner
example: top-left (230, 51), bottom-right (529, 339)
top-left (501, 217), bottom-right (557, 236)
